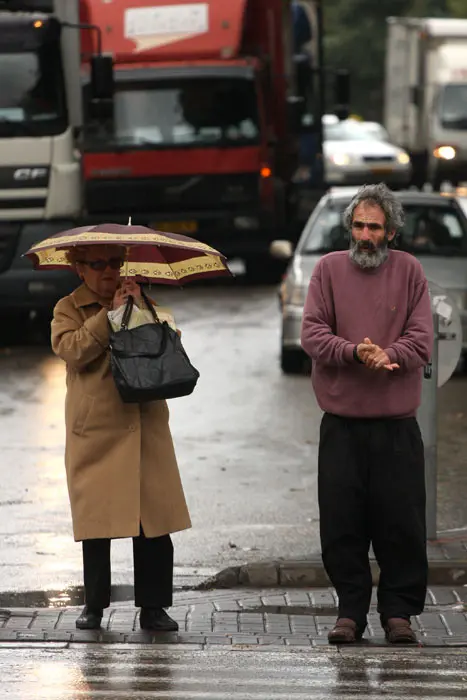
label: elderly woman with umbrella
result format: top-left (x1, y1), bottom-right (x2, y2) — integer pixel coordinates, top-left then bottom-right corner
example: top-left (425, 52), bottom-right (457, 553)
top-left (25, 223), bottom-right (230, 631)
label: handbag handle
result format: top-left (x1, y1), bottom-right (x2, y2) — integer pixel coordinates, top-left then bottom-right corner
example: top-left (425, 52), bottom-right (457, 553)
top-left (120, 295), bottom-right (134, 330)
top-left (140, 287), bottom-right (160, 322)
top-left (119, 287), bottom-right (160, 331)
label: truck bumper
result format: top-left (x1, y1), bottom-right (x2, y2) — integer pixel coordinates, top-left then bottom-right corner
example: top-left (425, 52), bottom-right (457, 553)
top-left (0, 220), bottom-right (77, 314)
top-left (0, 268), bottom-right (77, 314)
top-left (430, 159), bottom-right (467, 187)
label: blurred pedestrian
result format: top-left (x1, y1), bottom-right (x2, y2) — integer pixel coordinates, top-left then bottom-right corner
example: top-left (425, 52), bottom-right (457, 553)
top-left (51, 244), bottom-right (191, 631)
top-left (301, 183), bottom-right (433, 644)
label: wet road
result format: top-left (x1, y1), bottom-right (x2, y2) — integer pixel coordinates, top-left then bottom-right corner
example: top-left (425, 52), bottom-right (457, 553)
top-left (1, 645), bottom-right (467, 699)
top-left (0, 284), bottom-right (466, 592)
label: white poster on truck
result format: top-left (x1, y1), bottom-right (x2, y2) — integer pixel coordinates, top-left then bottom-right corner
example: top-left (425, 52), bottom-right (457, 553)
top-left (125, 4), bottom-right (209, 52)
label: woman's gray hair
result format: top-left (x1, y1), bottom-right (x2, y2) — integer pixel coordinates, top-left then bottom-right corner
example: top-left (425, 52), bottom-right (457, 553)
top-left (343, 183), bottom-right (405, 234)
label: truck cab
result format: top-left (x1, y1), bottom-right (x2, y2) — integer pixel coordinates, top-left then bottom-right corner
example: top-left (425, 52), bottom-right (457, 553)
top-left (0, 0), bottom-right (82, 319)
top-left (79, 0), bottom-right (325, 281)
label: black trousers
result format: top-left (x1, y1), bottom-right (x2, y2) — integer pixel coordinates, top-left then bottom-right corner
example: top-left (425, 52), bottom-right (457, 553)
top-left (318, 413), bottom-right (427, 630)
top-left (82, 525), bottom-right (174, 610)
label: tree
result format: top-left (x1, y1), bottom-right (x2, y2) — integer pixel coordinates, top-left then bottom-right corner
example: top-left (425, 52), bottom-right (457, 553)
top-left (323, 0), bottom-right (449, 120)
top-left (446, 0), bottom-right (467, 16)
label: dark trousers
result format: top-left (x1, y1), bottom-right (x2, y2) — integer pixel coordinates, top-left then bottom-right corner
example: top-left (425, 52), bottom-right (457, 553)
top-left (318, 413), bottom-right (427, 630)
top-left (82, 525), bottom-right (174, 610)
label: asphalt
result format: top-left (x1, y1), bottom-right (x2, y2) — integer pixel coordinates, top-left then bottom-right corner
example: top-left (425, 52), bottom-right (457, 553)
top-left (2, 644), bottom-right (467, 700)
top-left (0, 284), bottom-right (467, 617)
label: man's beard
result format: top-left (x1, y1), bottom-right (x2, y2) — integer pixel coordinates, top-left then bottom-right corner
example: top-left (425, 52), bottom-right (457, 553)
top-left (349, 235), bottom-right (389, 269)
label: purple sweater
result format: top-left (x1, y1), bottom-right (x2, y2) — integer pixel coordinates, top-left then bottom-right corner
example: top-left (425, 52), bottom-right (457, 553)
top-left (301, 250), bottom-right (434, 418)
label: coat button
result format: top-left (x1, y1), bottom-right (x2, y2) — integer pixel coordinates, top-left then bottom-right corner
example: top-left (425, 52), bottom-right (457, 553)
top-left (128, 424), bottom-right (136, 431)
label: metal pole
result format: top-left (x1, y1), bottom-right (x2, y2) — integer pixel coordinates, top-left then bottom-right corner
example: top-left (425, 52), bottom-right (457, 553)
top-left (418, 312), bottom-right (439, 541)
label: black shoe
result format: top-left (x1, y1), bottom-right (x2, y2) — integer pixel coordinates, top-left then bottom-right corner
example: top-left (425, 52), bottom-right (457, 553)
top-left (76, 606), bottom-right (103, 630)
top-left (140, 608), bottom-right (179, 632)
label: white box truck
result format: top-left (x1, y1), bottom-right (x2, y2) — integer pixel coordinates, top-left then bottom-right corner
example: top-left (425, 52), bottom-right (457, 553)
top-left (384, 17), bottom-right (467, 189)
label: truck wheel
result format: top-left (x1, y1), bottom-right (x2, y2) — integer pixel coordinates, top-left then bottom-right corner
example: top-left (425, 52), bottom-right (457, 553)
top-left (280, 347), bottom-right (309, 375)
top-left (244, 256), bottom-right (287, 285)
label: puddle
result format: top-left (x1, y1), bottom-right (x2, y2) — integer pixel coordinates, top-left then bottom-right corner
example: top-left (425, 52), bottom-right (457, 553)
top-left (0, 584), bottom-right (135, 609)
top-left (233, 604), bottom-right (467, 616)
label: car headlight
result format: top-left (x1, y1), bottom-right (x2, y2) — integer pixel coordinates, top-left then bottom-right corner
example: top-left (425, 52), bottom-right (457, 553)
top-left (433, 146), bottom-right (457, 160)
top-left (445, 289), bottom-right (467, 312)
top-left (330, 153), bottom-right (351, 166)
top-left (397, 152), bottom-right (410, 165)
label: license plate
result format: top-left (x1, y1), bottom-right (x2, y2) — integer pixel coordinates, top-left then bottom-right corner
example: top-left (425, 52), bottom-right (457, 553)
top-left (370, 167), bottom-right (394, 175)
top-left (152, 220), bottom-right (198, 234)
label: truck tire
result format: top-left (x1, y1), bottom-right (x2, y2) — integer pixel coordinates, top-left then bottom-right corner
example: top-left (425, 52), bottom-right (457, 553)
top-left (280, 347), bottom-right (309, 375)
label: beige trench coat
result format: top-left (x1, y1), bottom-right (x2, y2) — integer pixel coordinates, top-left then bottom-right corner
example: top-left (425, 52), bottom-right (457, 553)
top-left (51, 283), bottom-right (192, 541)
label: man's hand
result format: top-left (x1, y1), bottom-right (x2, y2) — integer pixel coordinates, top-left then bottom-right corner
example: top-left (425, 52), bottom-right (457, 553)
top-left (356, 341), bottom-right (377, 364)
top-left (359, 337), bottom-right (400, 372)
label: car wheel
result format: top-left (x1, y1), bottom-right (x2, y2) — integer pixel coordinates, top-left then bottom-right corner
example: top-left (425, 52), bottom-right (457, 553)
top-left (280, 347), bottom-right (309, 374)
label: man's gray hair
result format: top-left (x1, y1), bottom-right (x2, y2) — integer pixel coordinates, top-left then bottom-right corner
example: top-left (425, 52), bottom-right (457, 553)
top-left (343, 183), bottom-right (405, 234)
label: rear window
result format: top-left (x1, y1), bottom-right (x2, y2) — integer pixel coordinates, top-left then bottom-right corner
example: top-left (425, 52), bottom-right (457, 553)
top-left (300, 202), bottom-right (467, 256)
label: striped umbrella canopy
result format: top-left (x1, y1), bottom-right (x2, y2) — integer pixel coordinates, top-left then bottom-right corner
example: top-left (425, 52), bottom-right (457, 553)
top-left (24, 222), bottom-right (232, 285)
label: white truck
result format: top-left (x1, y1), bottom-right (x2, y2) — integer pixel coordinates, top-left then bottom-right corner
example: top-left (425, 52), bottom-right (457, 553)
top-left (0, 0), bottom-right (105, 320)
top-left (384, 17), bottom-right (467, 189)
top-left (0, 0), bottom-right (82, 223)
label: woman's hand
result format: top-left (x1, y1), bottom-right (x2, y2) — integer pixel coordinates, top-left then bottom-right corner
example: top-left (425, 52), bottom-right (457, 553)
top-left (121, 279), bottom-right (142, 303)
top-left (112, 279), bottom-right (142, 309)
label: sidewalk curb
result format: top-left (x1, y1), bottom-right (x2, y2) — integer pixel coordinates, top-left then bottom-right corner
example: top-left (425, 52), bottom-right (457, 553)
top-left (197, 558), bottom-right (467, 590)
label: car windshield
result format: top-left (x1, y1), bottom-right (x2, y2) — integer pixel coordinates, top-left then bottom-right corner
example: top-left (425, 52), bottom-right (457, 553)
top-left (324, 121), bottom-right (376, 142)
top-left (359, 123), bottom-right (390, 142)
top-left (85, 76), bottom-right (260, 148)
top-left (0, 46), bottom-right (66, 137)
top-left (439, 83), bottom-right (467, 130)
top-left (300, 201), bottom-right (467, 256)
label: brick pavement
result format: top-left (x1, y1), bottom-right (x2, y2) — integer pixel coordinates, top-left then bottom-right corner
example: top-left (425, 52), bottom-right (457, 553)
top-left (0, 586), bottom-right (466, 648)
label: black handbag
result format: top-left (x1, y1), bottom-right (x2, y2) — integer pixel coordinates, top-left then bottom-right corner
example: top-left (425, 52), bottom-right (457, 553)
top-left (109, 290), bottom-right (200, 403)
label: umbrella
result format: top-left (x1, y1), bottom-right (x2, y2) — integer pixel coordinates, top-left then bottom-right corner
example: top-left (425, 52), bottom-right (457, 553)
top-left (24, 221), bottom-right (232, 285)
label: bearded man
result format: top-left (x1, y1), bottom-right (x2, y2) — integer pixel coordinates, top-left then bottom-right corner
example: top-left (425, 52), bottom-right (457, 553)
top-left (301, 183), bottom-right (434, 645)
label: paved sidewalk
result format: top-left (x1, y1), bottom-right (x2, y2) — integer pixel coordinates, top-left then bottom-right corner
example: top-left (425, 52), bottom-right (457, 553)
top-left (1, 586), bottom-right (467, 648)
top-left (200, 536), bottom-right (467, 589)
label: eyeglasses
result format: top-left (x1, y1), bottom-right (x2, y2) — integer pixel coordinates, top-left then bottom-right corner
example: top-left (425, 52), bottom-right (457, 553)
top-left (78, 258), bottom-right (124, 271)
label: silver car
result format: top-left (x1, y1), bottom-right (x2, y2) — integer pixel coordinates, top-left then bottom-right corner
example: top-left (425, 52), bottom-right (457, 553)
top-left (324, 119), bottom-right (412, 188)
top-left (272, 188), bottom-right (467, 374)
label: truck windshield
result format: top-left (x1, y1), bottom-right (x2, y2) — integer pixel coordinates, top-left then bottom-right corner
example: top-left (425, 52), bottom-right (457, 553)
top-left (86, 76), bottom-right (260, 148)
top-left (439, 84), bottom-right (467, 130)
top-left (0, 45), bottom-right (66, 137)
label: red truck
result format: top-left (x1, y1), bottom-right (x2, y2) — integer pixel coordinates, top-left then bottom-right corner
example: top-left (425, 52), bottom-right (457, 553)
top-left (78, 0), bottom-right (326, 281)
top-left (0, 0), bottom-right (347, 307)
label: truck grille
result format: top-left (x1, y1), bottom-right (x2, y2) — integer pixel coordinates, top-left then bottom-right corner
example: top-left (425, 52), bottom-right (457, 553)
top-left (362, 156), bottom-right (395, 163)
top-left (85, 173), bottom-right (259, 216)
top-left (0, 223), bottom-right (20, 274)
top-left (0, 198), bottom-right (46, 209)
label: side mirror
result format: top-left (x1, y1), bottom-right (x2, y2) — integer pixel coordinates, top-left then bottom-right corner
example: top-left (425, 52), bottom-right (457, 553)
top-left (91, 54), bottom-right (114, 100)
top-left (270, 240), bottom-right (293, 260)
top-left (89, 54), bottom-right (114, 121)
top-left (334, 69), bottom-right (350, 121)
